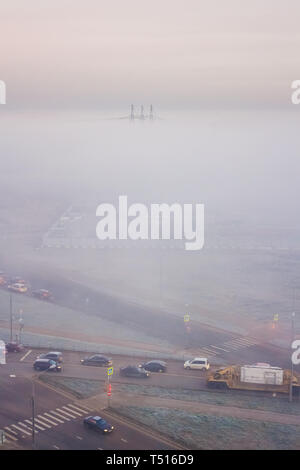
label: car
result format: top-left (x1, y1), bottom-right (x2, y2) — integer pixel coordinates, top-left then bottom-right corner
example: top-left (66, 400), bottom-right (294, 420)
top-left (119, 365), bottom-right (150, 378)
top-left (80, 355), bottom-right (112, 367)
top-left (5, 342), bottom-right (24, 353)
top-left (37, 351), bottom-right (63, 363)
top-left (184, 357), bottom-right (210, 371)
top-left (32, 289), bottom-right (53, 301)
top-left (0, 272), bottom-right (8, 286)
top-left (139, 360), bottom-right (167, 373)
top-left (83, 416), bottom-right (114, 434)
top-left (33, 359), bottom-right (62, 372)
top-left (7, 283), bottom-right (28, 293)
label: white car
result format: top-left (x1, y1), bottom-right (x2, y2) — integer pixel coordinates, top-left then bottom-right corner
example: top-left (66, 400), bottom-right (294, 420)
top-left (184, 357), bottom-right (210, 371)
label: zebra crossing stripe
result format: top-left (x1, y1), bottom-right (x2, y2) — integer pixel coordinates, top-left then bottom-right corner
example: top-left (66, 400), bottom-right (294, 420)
top-left (3, 430), bottom-right (18, 441)
top-left (209, 345), bottom-right (231, 352)
top-left (56, 408), bottom-right (76, 419)
top-left (4, 426), bottom-right (18, 435)
top-left (51, 410), bottom-right (70, 421)
top-left (45, 412), bottom-right (65, 423)
top-left (24, 419), bottom-right (44, 431)
top-left (68, 403), bottom-right (93, 413)
top-left (200, 348), bottom-right (218, 355)
top-left (38, 415), bottom-right (58, 426)
top-left (34, 418), bottom-right (50, 429)
top-left (11, 424), bottom-right (32, 436)
top-left (62, 406), bottom-right (82, 416)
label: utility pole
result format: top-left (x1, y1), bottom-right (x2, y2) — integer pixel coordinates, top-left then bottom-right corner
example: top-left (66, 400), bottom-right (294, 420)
top-left (130, 104), bottom-right (134, 120)
top-left (9, 293), bottom-right (13, 342)
top-left (289, 311), bottom-right (296, 402)
top-left (31, 380), bottom-right (35, 449)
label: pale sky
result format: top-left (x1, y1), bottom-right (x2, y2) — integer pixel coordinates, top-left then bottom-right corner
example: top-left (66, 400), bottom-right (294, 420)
top-left (1, 0), bottom-right (300, 108)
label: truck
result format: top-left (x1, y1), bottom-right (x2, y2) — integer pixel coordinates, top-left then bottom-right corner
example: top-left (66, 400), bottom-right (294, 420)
top-left (207, 363), bottom-right (300, 395)
top-left (0, 341), bottom-right (6, 365)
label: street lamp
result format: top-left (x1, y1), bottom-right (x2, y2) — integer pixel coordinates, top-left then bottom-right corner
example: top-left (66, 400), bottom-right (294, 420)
top-left (289, 312), bottom-right (296, 403)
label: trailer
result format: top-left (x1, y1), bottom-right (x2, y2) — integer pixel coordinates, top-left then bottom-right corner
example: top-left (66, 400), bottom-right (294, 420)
top-left (207, 363), bottom-right (300, 395)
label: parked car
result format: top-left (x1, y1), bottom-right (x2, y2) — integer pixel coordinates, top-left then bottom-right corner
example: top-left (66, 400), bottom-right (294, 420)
top-left (33, 359), bottom-right (62, 372)
top-left (32, 289), bottom-right (53, 301)
top-left (80, 355), bottom-right (112, 367)
top-left (37, 351), bottom-right (63, 363)
top-left (7, 283), bottom-right (28, 293)
top-left (119, 365), bottom-right (150, 378)
top-left (139, 360), bottom-right (167, 373)
top-left (6, 342), bottom-right (24, 353)
top-left (184, 357), bottom-right (210, 371)
top-left (83, 416), bottom-right (114, 433)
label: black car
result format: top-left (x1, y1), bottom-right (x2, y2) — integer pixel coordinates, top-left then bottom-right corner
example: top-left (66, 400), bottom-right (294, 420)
top-left (83, 415), bottom-right (114, 434)
top-left (37, 351), bottom-right (63, 363)
top-left (139, 360), bottom-right (167, 373)
top-left (119, 365), bottom-right (150, 378)
top-left (80, 355), bottom-right (112, 367)
top-left (6, 342), bottom-right (24, 353)
top-left (33, 359), bottom-right (62, 372)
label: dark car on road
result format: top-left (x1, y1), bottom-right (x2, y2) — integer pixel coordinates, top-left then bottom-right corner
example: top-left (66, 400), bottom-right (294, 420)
top-left (37, 351), bottom-right (63, 363)
top-left (80, 355), bottom-right (112, 367)
top-left (119, 365), bottom-right (150, 378)
top-left (139, 360), bottom-right (167, 373)
top-left (83, 415), bottom-right (114, 434)
top-left (6, 342), bottom-right (24, 353)
top-left (33, 358), bottom-right (62, 372)
top-left (32, 289), bottom-right (53, 301)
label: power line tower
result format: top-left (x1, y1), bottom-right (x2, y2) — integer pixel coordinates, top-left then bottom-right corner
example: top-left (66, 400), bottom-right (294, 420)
top-left (140, 105), bottom-right (145, 120)
top-left (149, 104), bottom-right (154, 120)
top-left (130, 104), bottom-right (134, 120)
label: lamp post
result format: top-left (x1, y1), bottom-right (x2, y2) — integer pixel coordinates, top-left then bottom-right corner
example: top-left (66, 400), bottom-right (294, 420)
top-left (289, 312), bottom-right (296, 403)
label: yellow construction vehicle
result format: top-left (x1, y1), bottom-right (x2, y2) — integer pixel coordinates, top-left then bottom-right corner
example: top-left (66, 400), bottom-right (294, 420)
top-left (207, 363), bottom-right (300, 395)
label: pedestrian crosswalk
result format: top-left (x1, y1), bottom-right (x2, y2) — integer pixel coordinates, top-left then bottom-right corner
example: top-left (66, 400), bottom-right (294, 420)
top-left (3, 402), bottom-right (94, 445)
top-left (196, 336), bottom-right (260, 357)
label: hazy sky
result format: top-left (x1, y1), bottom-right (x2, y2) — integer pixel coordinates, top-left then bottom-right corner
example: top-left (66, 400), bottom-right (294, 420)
top-left (1, 0), bottom-right (300, 108)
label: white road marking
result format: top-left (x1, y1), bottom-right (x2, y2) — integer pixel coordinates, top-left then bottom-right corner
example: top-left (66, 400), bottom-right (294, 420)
top-left (55, 408), bottom-right (75, 419)
top-left (68, 404), bottom-right (92, 414)
top-left (76, 435), bottom-right (83, 440)
top-left (3, 430), bottom-right (18, 441)
top-left (97, 447), bottom-right (103, 450)
top-left (4, 426), bottom-right (18, 435)
top-left (20, 349), bottom-right (32, 362)
top-left (62, 406), bottom-right (82, 416)
top-left (38, 415), bottom-right (58, 426)
top-left (24, 419), bottom-right (45, 431)
top-left (209, 345), bottom-right (231, 352)
top-left (11, 424), bottom-right (32, 436)
top-left (121, 438), bottom-right (128, 443)
top-left (45, 412), bottom-right (65, 423)
top-left (53, 445), bottom-right (60, 450)
top-left (73, 403), bottom-right (93, 412)
top-left (34, 418), bottom-right (51, 429)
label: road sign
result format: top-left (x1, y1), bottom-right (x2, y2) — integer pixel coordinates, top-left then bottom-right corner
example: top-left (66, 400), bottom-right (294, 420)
top-left (107, 367), bottom-right (113, 376)
top-left (184, 314), bottom-right (190, 323)
top-left (273, 314), bottom-right (279, 322)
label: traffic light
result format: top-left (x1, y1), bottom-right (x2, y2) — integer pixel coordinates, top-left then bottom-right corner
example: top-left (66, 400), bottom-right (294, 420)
top-left (107, 383), bottom-right (112, 397)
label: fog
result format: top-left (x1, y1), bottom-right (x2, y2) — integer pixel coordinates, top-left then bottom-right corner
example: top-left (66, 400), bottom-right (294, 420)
top-left (0, 108), bottom-right (299, 336)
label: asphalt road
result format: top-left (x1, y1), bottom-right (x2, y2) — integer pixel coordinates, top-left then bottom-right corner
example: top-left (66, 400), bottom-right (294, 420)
top-left (0, 363), bottom-right (176, 450)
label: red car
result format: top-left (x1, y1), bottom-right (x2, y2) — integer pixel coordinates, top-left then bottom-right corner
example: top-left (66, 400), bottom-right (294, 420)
top-left (32, 289), bottom-right (53, 301)
top-left (6, 342), bottom-right (24, 353)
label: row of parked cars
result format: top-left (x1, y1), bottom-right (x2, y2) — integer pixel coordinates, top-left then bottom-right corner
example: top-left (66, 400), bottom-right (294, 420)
top-left (0, 271), bottom-right (53, 300)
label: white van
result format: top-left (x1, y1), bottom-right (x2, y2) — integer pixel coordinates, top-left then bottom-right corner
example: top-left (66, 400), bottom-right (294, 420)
top-left (0, 341), bottom-right (6, 365)
top-left (184, 357), bottom-right (209, 371)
